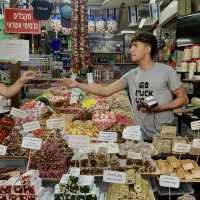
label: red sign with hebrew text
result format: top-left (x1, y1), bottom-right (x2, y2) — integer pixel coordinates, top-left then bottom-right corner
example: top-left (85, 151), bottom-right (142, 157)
top-left (4, 8), bottom-right (41, 34)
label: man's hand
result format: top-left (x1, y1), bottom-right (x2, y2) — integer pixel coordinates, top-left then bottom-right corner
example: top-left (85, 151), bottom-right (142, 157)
top-left (57, 78), bottom-right (79, 89)
top-left (139, 104), bottom-right (163, 113)
top-left (19, 71), bottom-right (35, 84)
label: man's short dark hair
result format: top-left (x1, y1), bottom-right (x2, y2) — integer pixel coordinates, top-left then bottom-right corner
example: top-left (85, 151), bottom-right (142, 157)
top-left (130, 31), bottom-right (157, 59)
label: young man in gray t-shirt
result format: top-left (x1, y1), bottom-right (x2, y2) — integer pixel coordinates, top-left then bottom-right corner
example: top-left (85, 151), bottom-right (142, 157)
top-left (58, 31), bottom-right (189, 141)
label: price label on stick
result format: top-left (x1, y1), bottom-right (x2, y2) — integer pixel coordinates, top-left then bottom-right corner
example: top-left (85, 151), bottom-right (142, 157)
top-left (173, 143), bottom-right (191, 154)
top-left (103, 170), bottom-right (126, 184)
top-left (71, 73), bottom-right (77, 80)
top-left (159, 175), bottom-right (180, 188)
top-left (127, 151), bottom-right (143, 160)
top-left (70, 88), bottom-right (81, 104)
top-left (0, 145), bottom-right (7, 156)
top-left (21, 137), bottom-right (42, 150)
top-left (23, 121), bottom-right (41, 132)
top-left (46, 118), bottom-right (65, 129)
top-left (10, 107), bottom-right (27, 119)
top-left (107, 142), bottom-right (119, 154)
top-left (68, 135), bottom-right (90, 149)
top-left (122, 125), bottom-right (141, 141)
top-left (191, 120), bottom-right (200, 131)
top-left (87, 73), bottom-right (93, 84)
top-left (192, 139), bottom-right (200, 149)
top-left (99, 132), bottom-right (117, 142)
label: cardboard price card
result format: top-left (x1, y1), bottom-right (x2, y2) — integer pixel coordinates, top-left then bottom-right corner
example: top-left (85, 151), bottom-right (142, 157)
top-left (68, 135), bottom-right (90, 149)
top-left (46, 118), bottom-right (65, 129)
top-left (127, 151), bottom-right (143, 160)
top-left (192, 139), bottom-right (200, 149)
top-left (122, 125), bottom-right (141, 141)
top-left (21, 137), bottom-right (42, 150)
top-left (10, 107), bottom-right (27, 119)
top-left (23, 121), bottom-right (40, 132)
top-left (159, 175), bottom-right (180, 188)
top-left (173, 143), bottom-right (191, 154)
top-left (103, 170), bottom-right (126, 184)
top-left (99, 132), bottom-right (117, 142)
top-left (191, 120), bottom-right (200, 131)
top-left (0, 145), bottom-right (7, 156)
top-left (107, 142), bottom-right (119, 154)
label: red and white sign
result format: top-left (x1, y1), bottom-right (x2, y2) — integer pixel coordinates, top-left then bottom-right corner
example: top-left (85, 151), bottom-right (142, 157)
top-left (4, 8), bottom-right (41, 34)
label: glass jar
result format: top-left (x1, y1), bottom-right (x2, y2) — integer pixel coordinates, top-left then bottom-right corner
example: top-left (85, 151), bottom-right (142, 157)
top-left (189, 62), bottom-right (197, 72)
top-left (192, 45), bottom-right (200, 59)
top-left (183, 47), bottom-right (192, 61)
top-left (196, 59), bottom-right (200, 72)
top-left (188, 62), bottom-right (196, 79)
top-left (180, 62), bottom-right (188, 72)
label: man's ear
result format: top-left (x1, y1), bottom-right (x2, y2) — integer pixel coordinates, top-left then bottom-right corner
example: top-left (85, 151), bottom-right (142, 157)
top-left (147, 46), bottom-right (151, 54)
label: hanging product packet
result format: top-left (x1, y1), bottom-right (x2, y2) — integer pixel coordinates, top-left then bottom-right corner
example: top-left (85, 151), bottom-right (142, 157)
top-left (107, 16), bottom-right (118, 33)
top-left (88, 15), bottom-right (95, 33)
top-left (95, 16), bottom-right (106, 33)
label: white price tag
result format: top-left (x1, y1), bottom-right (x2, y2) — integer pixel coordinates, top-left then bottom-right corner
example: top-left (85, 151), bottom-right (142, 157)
top-left (103, 170), bottom-right (126, 184)
top-left (70, 88), bottom-right (81, 104)
top-left (119, 159), bottom-right (127, 167)
top-left (79, 175), bottom-right (94, 186)
top-left (79, 144), bottom-right (96, 154)
top-left (69, 167), bottom-right (80, 177)
top-left (122, 125), bottom-right (141, 141)
top-left (0, 145), bottom-right (7, 156)
top-left (159, 175), bottom-right (180, 188)
top-left (96, 143), bottom-right (108, 152)
top-left (46, 118), bottom-right (65, 129)
top-left (62, 134), bottom-right (68, 141)
top-left (107, 142), bottom-right (119, 154)
top-left (68, 135), bottom-right (90, 149)
top-left (192, 139), bottom-right (200, 149)
top-left (99, 132), bottom-right (117, 142)
top-left (10, 107), bottom-right (27, 119)
top-left (191, 120), bottom-right (200, 131)
top-left (21, 137), bottom-right (42, 150)
top-left (173, 143), bottom-right (191, 153)
top-left (87, 73), bottom-right (94, 84)
top-left (23, 121), bottom-right (41, 132)
top-left (71, 73), bottom-right (77, 80)
top-left (127, 151), bottom-right (143, 160)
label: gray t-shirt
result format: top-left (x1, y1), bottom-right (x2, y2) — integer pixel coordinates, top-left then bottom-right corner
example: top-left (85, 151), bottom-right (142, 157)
top-left (120, 62), bottom-right (182, 141)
